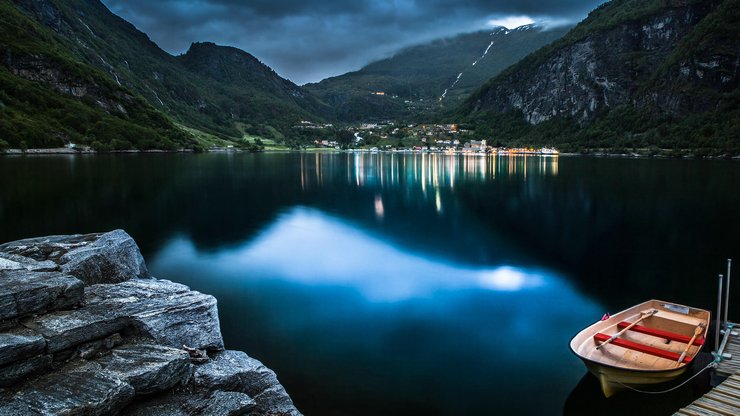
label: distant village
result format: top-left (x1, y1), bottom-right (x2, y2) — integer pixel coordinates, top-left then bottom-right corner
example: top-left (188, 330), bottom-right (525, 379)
top-left (294, 120), bottom-right (559, 155)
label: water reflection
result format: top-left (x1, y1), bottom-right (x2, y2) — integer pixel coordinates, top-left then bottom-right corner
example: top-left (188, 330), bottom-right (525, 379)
top-left (152, 207), bottom-right (603, 415)
top-left (299, 153), bottom-right (559, 192)
top-left (3, 153), bottom-right (739, 414)
top-left (156, 208), bottom-right (552, 301)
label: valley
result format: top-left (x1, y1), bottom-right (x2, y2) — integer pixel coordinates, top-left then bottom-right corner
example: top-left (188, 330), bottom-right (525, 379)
top-left (0, 0), bottom-right (738, 156)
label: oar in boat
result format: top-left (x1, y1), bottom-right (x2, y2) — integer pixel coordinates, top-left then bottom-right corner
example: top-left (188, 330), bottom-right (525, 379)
top-left (675, 323), bottom-right (706, 366)
top-left (596, 309), bottom-right (658, 351)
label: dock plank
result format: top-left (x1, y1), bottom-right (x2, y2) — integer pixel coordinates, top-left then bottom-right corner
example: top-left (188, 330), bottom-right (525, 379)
top-left (713, 385), bottom-right (740, 400)
top-left (694, 397), bottom-right (737, 415)
top-left (704, 392), bottom-right (739, 407)
top-left (679, 405), bottom-right (723, 416)
top-left (675, 323), bottom-right (740, 415)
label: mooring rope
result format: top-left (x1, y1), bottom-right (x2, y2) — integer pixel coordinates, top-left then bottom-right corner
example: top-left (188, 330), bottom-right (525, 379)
top-left (615, 360), bottom-right (719, 395)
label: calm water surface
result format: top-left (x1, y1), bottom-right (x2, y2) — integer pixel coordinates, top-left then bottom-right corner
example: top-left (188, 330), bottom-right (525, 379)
top-left (1, 153), bottom-right (739, 415)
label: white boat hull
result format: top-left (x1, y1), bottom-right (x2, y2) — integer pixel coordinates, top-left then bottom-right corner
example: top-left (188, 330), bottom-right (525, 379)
top-left (570, 300), bottom-right (710, 397)
top-left (583, 357), bottom-right (690, 397)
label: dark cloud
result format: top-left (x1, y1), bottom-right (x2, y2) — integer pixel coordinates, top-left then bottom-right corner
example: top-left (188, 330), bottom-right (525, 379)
top-left (101, 0), bottom-right (604, 84)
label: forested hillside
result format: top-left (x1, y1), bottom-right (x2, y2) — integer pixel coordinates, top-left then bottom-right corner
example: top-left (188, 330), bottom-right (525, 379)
top-left (461, 0), bottom-right (739, 155)
top-left (306, 25), bottom-right (570, 122)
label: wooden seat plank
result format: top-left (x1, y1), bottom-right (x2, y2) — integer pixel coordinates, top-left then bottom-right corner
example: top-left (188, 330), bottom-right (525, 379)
top-left (593, 333), bottom-right (692, 363)
top-left (616, 321), bottom-right (705, 345)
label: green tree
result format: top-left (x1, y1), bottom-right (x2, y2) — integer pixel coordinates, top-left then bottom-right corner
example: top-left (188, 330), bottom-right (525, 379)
top-left (336, 130), bottom-right (355, 149)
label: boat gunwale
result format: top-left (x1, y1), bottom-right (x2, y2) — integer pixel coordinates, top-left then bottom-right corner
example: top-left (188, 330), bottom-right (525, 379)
top-left (568, 347), bottom-right (695, 374)
top-left (568, 299), bottom-right (710, 374)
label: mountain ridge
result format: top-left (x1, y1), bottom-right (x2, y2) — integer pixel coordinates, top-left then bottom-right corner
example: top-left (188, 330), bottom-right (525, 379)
top-left (178, 41), bottom-right (332, 120)
top-left (2, 0), bottom-right (737, 154)
top-left (0, 0), bottom-right (192, 150)
top-left (305, 24), bottom-right (571, 122)
top-left (1, 0), bottom-right (332, 150)
top-left (461, 0), bottom-right (739, 155)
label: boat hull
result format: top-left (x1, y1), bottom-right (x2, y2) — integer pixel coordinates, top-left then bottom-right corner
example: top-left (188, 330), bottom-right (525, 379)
top-left (583, 358), bottom-right (690, 397)
top-left (569, 299), bottom-right (710, 397)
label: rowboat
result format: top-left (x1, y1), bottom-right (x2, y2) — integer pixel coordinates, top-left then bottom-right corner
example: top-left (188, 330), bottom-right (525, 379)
top-left (569, 300), bottom-right (711, 397)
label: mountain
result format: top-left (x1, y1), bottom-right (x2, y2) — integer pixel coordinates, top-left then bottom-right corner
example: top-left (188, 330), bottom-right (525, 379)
top-left (0, 0), bottom-right (331, 150)
top-left (178, 42), bottom-right (329, 119)
top-left (462, 0), bottom-right (740, 155)
top-left (172, 42), bottom-right (332, 137)
top-left (305, 25), bottom-right (571, 122)
top-left (0, 0), bottom-right (191, 150)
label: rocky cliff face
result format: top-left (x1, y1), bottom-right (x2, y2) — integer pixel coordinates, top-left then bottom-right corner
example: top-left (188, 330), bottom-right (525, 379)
top-left (305, 24), bottom-right (571, 122)
top-left (467, 0), bottom-right (737, 125)
top-left (0, 230), bottom-right (301, 416)
top-left (0, 51), bottom-right (132, 115)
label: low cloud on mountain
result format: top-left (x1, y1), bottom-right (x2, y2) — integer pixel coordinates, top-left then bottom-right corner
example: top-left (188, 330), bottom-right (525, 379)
top-left (102, 0), bottom-right (603, 84)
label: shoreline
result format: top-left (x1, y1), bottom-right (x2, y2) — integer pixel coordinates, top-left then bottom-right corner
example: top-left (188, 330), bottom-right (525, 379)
top-left (2, 147), bottom-right (739, 160)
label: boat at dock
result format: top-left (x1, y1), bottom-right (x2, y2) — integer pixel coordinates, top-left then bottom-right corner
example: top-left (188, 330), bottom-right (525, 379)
top-left (569, 300), bottom-right (711, 397)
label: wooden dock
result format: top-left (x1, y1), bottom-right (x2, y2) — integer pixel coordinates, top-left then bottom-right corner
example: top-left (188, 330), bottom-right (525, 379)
top-left (675, 323), bottom-right (740, 415)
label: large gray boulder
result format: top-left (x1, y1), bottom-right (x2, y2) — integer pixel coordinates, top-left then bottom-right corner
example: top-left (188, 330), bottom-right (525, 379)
top-left (100, 279), bottom-right (224, 350)
top-left (119, 390), bottom-right (256, 416)
top-left (119, 393), bottom-right (191, 416)
top-left (0, 270), bottom-right (84, 321)
top-left (0, 354), bottom-right (52, 387)
top-left (101, 344), bottom-right (192, 394)
top-left (195, 350), bottom-right (302, 416)
top-left (0, 332), bottom-right (46, 367)
top-left (24, 279), bottom-right (224, 353)
top-left (13, 369), bottom-right (135, 415)
top-left (200, 391), bottom-right (257, 416)
top-left (0, 230), bottom-right (148, 284)
top-left (2, 342), bottom-right (190, 413)
top-left (58, 230), bottom-right (149, 284)
top-left (0, 252), bottom-right (57, 273)
top-left (0, 231), bottom-right (302, 416)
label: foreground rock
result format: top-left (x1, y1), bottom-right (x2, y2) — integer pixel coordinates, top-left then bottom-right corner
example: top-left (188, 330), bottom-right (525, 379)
top-left (195, 351), bottom-right (299, 416)
top-left (0, 230), bottom-right (149, 284)
top-left (15, 369), bottom-right (136, 415)
top-left (0, 270), bottom-right (83, 322)
top-left (24, 278), bottom-right (224, 353)
top-left (0, 230), bottom-right (301, 416)
top-left (101, 344), bottom-right (191, 394)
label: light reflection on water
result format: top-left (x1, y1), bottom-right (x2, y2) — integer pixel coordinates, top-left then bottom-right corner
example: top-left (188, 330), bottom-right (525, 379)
top-left (156, 207), bottom-right (556, 300)
top-left (4, 153), bottom-right (736, 414)
top-left (152, 205), bottom-right (603, 415)
top-left (300, 152), bottom-right (560, 191)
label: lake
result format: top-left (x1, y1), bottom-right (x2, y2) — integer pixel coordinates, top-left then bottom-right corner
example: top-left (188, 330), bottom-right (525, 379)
top-left (1, 152), bottom-right (738, 415)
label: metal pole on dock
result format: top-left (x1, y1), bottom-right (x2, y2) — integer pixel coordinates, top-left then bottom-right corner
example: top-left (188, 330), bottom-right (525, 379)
top-left (724, 259), bottom-right (732, 329)
top-left (716, 274), bottom-right (723, 352)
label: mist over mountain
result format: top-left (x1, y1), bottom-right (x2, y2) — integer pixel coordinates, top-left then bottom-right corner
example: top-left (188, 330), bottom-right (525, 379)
top-left (1, 0), bottom-right (737, 155)
top-left (305, 24), bottom-right (571, 122)
top-left (461, 0), bottom-right (739, 155)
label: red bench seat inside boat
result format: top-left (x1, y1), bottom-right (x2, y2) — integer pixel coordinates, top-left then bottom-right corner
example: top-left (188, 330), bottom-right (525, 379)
top-left (616, 321), bottom-right (705, 346)
top-left (593, 333), bottom-right (693, 363)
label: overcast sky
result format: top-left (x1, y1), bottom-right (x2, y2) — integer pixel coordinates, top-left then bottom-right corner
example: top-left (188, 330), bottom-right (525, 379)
top-left (101, 0), bottom-right (605, 85)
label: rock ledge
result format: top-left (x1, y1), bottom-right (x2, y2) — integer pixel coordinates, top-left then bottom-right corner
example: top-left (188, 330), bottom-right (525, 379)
top-left (0, 230), bottom-right (301, 416)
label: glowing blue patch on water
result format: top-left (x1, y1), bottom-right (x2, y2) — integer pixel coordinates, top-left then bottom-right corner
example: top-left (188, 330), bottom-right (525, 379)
top-left (156, 207), bottom-right (554, 301)
top-left (151, 206), bottom-right (606, 414)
